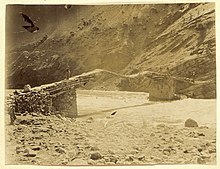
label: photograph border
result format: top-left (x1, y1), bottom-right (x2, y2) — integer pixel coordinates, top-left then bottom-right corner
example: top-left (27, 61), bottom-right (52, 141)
top-left (1, 0), bottom-right (219, 169)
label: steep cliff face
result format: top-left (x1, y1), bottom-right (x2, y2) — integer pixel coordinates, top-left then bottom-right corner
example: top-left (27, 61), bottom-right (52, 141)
top-left (5, 3), bottom-right (216, 98)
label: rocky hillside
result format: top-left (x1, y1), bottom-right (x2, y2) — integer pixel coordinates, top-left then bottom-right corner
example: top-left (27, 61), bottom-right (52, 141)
top-left (5, 3), bottom-right (216, 98)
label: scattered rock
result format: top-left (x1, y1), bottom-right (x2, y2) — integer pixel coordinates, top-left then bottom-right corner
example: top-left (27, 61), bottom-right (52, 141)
top-left (197, 148), bottom-right (203, 152)
top-left (188, 131), bottom-right (198, 138)
top-left (211, 139), bottom-right (216, 143)
top-left (87, 159), bottom-right (96, 165)
top-left (19, 119), bottom-right (32, 125)
top-left (198, 132), bottom-right (205, 136)
top-left (70, 159), bottom-right (88, 165)
top-left (32, 113), bottom-right (39, 117)
top-left (23, 148), bottom-right (37, 157)
top-left (163, 148), bottom-right (171, 155)
top-left (130, 149), bottom-right (139, 154)
top-left (32, 135), bottom-right (43, 140)
top-left (150, 133), bottom-right (155, 137)
top-left (200, 152), bottom-right (211, 159)
top-left (183, 149), bottom-right (189, 153)
top-left (52, 152), bottom-right (60, 156)
top-left (108, 149), bottom-right (115, 155)
top-left (125, 155), bottom-right (134, 161)
top-left (90, 151), bottom-right (102, 160)
top-left (153, 157), bottom-right (162, 163)
top-left (154, 144), bottom-right (160, 149)
top-left (87, 117), bottom-right (94, 123)
top-left (156, 124), bottom-right (166, 128)
top-left (197, 157), bottom-right (206, 164)
top-left (55, 147), bottom-right (66, 154)
top-left (174, 137), bottom-right (184, 144)
top-left (109, 156), bottom-right (118, 163)
top-left (16, 146), bottom-right (25, 154)
top-left (25, 153), bottom-right (37, 157)
top-left (104, 156), bottom-right (110, 163)
top-left (185, 118), bottom-right (199, 127)
top-left (68, 149), bottom-right (79, 158)
top-left (56, 114), bottom-right (63, 119)
top-left (199, 126), bottom-right (208, 129)
top-left (31, 146), bottom-right (41, 151)
top-left (206, 142), bottom-right (211, 147)
top-left (33, 121), bottom-right (43, 126)
top-left (208, 148), bottom-right (216, 154)
top-left (96, 158), bottom-right (106, 165)
top-left (137, 155), bottom-right (145, 161)
top-left (61, 159), bottom-right (69, 165)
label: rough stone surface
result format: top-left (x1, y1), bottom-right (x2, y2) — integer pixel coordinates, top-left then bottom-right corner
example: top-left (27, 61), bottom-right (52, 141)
top-left (7, 84), bottom-right (78, 118)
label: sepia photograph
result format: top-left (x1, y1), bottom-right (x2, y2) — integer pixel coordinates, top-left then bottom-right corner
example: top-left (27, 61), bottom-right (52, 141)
top-left (3, 1), bottom-right (217, 167)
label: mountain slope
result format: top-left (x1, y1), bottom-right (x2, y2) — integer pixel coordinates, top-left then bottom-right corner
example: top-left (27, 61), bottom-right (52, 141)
top-left (5, 3), bottom-right (216, 98)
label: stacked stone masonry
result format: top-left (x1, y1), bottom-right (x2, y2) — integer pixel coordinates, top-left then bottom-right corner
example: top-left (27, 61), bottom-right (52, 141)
top-left (7, 74), bottom-right (94, 118)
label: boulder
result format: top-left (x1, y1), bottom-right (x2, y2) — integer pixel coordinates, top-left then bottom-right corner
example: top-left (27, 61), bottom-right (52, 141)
top-left (90, 151), bottom-right (102, 160)
top-left (185, 118), bottom-right (199, 127)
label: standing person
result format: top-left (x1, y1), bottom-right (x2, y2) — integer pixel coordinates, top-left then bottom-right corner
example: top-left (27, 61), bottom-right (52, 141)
top-left (13, 90), bottom-right (19, 113)
top-left (9, 104), bottom-right (16, 125)
top-left (66, 66), bottom-right (71, 80)
top-left (192, 71), bottom-right (196, 83)
top-left (9, 91), bottom-right (19, 125)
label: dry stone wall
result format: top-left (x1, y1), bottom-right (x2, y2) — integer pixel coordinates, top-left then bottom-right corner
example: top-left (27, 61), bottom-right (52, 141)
top-left (7, 74), bottom-right (94, 118)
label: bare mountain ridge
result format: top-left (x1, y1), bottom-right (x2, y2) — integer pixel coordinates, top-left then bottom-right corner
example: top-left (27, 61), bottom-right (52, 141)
top-left (6, 3), bottom-right (216, 98)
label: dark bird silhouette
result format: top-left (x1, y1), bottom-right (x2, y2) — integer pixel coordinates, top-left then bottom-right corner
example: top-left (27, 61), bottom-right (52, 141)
top-left (20, 12), bottom-right (39, 33)
top-left (111, 111), bottom-right (117, 115)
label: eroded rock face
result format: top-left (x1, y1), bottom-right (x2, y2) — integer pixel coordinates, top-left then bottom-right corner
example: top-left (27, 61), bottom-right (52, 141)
top-left (185, 118), bottom-right (199, 127)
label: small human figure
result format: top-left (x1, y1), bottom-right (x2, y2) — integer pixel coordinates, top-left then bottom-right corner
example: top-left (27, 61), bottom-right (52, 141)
top-left (13, 90), bottom-right (19, 113)
top-left (9, 104), bottom-right (16, 125)
top-left (9, 90), bottom-right (19, 125)
top-left (192, 71), bottom-right (196, 83)
top-left (66, 66), bottom-right (71, 80)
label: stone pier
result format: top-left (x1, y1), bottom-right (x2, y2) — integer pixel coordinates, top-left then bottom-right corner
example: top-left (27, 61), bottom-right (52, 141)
top-left (149, 74), bottom-right (176, 101)
top-left (52, 88), bottom-right (78, 118)
top-left (8, 73), bottom-right (94, 118)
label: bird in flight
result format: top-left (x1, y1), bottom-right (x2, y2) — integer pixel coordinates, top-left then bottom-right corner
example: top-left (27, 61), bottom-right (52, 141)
top-left (20, 12), bottom-right (39, 33)
top-left (111, 111), bottom-right (117, 115)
